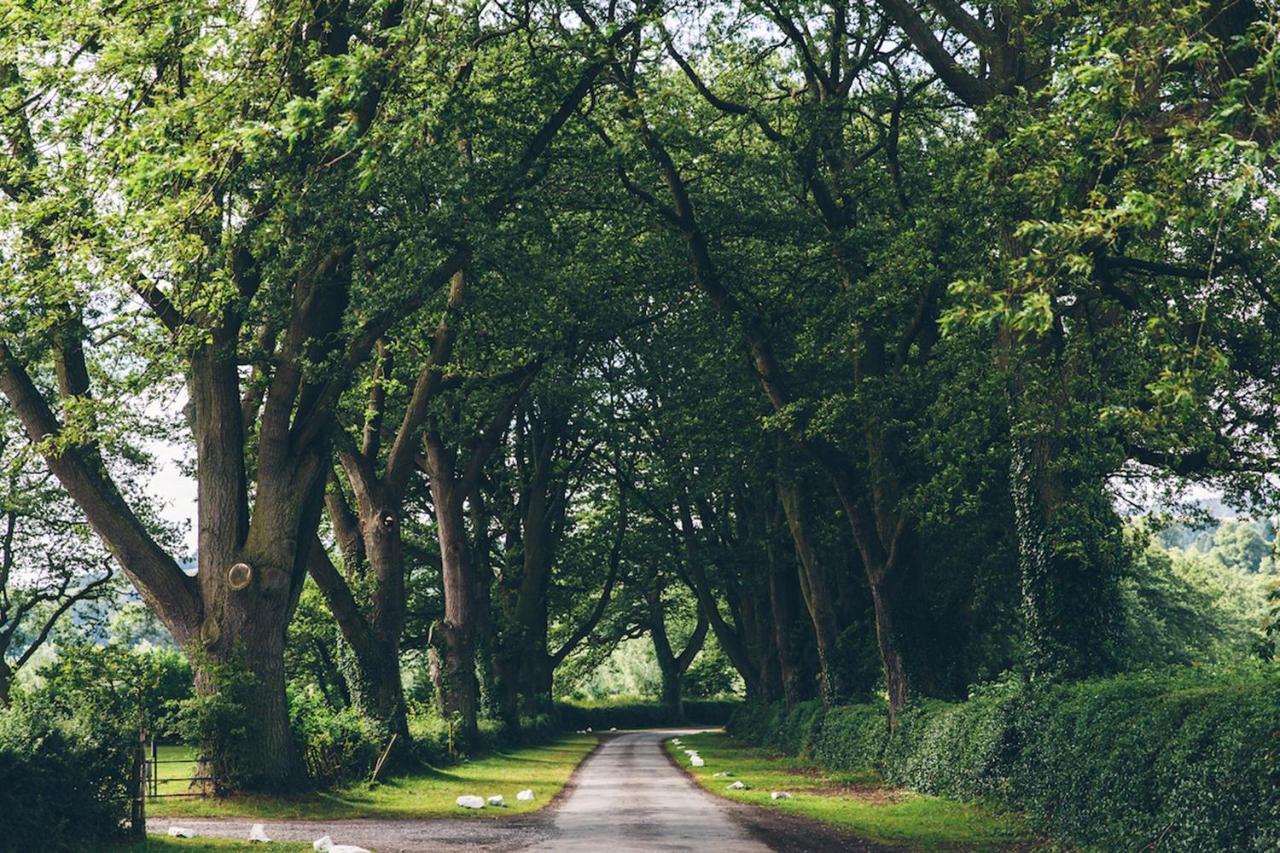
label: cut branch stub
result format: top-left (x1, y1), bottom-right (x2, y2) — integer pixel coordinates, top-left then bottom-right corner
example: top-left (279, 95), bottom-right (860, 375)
top-left (227, 562), bottom-right (254, 591)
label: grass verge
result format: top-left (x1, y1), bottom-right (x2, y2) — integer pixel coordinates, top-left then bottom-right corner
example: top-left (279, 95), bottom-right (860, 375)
top-left (150, 733), bottom-right (597, 820)
top-left (111, 835), bottom-right (309, 851)
top-left (666, 732), bottom-right (1032, 849)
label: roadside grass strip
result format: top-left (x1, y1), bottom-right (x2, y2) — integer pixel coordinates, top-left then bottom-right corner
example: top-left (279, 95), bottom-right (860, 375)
top-left (666, 732), bottom-right (1032, 849)
top-left (110, 836), bottom-right (311, 851)
top-left (150, 734), bottom-right (597, 820)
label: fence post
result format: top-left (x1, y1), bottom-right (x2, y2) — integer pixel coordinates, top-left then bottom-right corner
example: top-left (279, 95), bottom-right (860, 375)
top-left (130, 728), bottom-right (146, 839)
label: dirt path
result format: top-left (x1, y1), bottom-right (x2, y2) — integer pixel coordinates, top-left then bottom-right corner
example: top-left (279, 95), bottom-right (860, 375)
top-left (149, 730), bottom-right (895, 851)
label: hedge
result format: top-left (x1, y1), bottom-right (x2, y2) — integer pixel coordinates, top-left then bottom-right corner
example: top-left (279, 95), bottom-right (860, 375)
top-left (556, 697), bottom-right (740, 730)
top-left (0, 705), bottom-right (133, 852)
top-left (727, 668), bottom-right (1280, 851)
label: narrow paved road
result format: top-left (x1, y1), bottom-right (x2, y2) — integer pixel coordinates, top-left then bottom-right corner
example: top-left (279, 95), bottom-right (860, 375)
top-left (527, 730), bottom-right (770, 852)
top-left (151, 731), bottom-right (885, 851)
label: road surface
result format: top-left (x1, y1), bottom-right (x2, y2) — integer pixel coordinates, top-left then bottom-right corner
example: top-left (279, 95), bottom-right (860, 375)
top-left (150, 730), bottom-right (886, 851)
top-left (526, 730), bottom-right (770, 851)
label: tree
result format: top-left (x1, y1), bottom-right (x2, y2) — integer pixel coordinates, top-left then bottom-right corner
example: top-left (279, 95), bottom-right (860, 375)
top-left (0, 417), bottom-right (116, 704)
top-left (0, 0), bottom-right (654, 789)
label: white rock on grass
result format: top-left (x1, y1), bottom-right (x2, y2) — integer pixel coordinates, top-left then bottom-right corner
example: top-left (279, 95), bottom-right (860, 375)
top-left (248, 823), bottom-right (271, 843)
top-left (671, 738), bottom-right (681, 745)
top-left (712, 772), bottom-right (735, 778)
top-left (682, 749), bottom-right (697, 755)
top-left (726, 781), bottom-right (748, 790)
top-left (690, 755), bottom-right (705, 767)
top-left (517, 789), bottom-right (536, 801)
top-left (771, 791), bottom-right (792, 800)
top-left (456, 795), bottom-right (486, 809)
top-left (167, 827), bottom-right (195, 839)
top-left (312, 840), bottom-right (371, 853)
top-left (487, 795), bottom-right (506, 807)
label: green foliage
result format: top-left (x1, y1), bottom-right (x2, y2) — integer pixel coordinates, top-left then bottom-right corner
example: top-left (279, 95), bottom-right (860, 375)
top-left (289, 688), bottom-right (381, 786)
top-left (0, 702), bottom-right (133, 851)
top-left (1119, 542), bottom-right (1270, 667)
top-left (812, 703), bottom-right (889, 773)
top-left (32, 642), bottom-right (191, 732)
top-left (167, 653), bottom-right (256, 793)
top-left (730, 668), bottom-right (1280, 850)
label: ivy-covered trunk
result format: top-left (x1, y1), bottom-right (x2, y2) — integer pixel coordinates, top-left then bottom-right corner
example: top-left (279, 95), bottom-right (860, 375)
top-left (1008, 389), bottom-right (1123, 681)
top-left (193, 610), bottom-right (303, 792)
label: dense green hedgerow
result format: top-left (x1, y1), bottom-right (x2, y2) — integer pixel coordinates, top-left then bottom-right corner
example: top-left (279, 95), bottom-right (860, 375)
top-left (812, 702), bottom-right (889, 772)
top-left (728, 668), bottom-right (1280, 851)
top-left (556, 697), bottom-right (740, 730)
top-left (0, 704), bottom-right (133, 853)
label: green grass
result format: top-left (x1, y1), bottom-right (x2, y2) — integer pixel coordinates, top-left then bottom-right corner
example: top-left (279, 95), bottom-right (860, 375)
top-left (666, 732), bottom-right (1032, 850)
top-left (150, 744), bottom-right (203, 797)
top-left (110, 836), bottom-right (309, 851)
top-left (150, 734), bottom-right (597, 820)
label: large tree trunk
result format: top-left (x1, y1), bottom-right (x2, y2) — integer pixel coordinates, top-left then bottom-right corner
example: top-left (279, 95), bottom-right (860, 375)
top-left (866, 573), bottom-right (911, 715)
top-left (425, 449), bottom-right (480, 742)
top-left (766, 528), bottom-right (807, 708)
top-left (1007, 393), bottom-right (1122, 681)
top-left (196, 601), bottom-right (303, 792)
top-left (777, 477), bottom-right (844, 704)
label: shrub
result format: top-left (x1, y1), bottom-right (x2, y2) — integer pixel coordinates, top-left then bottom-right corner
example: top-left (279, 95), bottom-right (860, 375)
top-left (0, 702), bottom-right (133, 852)
top-left (882, 681), bottom-right (1023, 800)
top-left (1010, 669), bottom-right (1280, 851)
top-left (811, 702), bottom-right (888, 772)
top-left (289, 688), bottom-right (382, 785)
top-left (729, 667), bottom-right (1279, 851)
top-left (33, 642), bottom-right (192, 733)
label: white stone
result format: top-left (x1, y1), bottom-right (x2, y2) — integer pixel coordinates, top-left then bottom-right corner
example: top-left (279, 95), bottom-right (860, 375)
top-left (313, 836), bottom-right (334, 851)
top-left (690, 755), bottom-right (705, 767)
top-left (713, 771), bottom-right (735, 778)
top-left (683, 749), bottom-right (697, 755)
top-left (609, 727), bottom-right (617, 732)
top-left (249, 823), bottom-right (271, 842)
top-left (517, 789), bottom-right (535, 801)
top-left (726, 781), bottom-right (748, 790)
top-left (456, 795), bottom-right (486, 809)
top-left (167, 827), bottom-right (195, 839)
top-left (487, 794), bottom-right (506, 807)
top-left (586, 727), bottom-right (593, 732)
top-left (771, 791), bottom-right (792, 799)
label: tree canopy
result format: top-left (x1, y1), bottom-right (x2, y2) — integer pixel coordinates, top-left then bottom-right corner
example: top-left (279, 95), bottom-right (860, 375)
top-left (2, 0), bottom-right (1278, 793)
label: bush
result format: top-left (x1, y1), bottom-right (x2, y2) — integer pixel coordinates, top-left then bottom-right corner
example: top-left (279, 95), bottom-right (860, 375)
top-left (556, 696), bottom-right (741, 730)
top-left (811, 702), bottom-right (888, 772)
top-left (0, 702), bottom-right (133, 852)
top-left (728, 668), bottom-right (1280, 851)
top-left (33, 642), bottom-right (192, 733)
top-left (289, 689), bottom-right (382, 785)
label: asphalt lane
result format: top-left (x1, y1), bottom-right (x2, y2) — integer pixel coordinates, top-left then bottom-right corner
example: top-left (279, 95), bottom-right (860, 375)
top-left (527, 729), bottom-right (771, 852)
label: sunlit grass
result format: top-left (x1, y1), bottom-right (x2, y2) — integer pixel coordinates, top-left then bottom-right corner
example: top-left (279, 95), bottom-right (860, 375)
top-left (150, 734), bottom-right (597, 820)
top-left (150, 744), bottom-right (203, 797)
top-left (667, 732), bottom-right (1032, 849)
